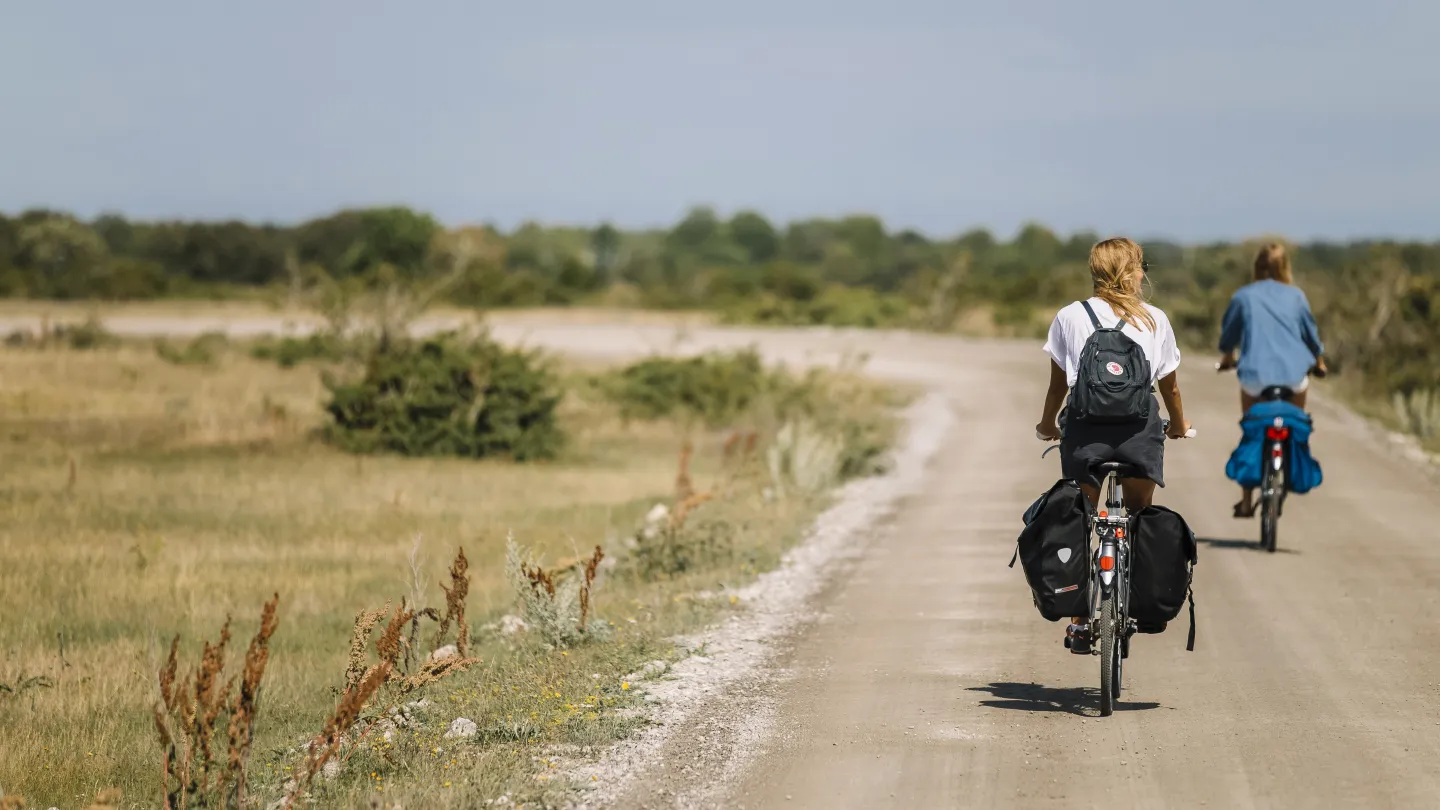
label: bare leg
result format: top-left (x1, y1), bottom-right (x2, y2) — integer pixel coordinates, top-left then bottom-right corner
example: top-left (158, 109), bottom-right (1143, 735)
top-left (1238, 389), bottom-right (1260, 515)
top-left (1078, 478), bottom-right (1155, 511)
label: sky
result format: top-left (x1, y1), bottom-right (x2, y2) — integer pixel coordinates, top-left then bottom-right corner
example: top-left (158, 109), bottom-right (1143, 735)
top-left (2, 0), bottom-right (1437, 241)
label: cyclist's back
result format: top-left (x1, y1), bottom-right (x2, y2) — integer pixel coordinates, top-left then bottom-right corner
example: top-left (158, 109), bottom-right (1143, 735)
top-left (1219, 278), bottom-right (1323, 399)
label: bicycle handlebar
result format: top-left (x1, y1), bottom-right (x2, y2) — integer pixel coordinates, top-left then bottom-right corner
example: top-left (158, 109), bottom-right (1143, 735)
top-left (1216, 362), bottom-right (1326, 379)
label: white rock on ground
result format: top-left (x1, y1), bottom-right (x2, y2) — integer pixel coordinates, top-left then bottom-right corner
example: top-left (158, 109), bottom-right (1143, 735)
top-left (445, 717), bottom-right (478, 739)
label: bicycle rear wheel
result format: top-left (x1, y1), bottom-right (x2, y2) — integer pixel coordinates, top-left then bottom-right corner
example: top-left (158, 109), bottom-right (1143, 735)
top-left (1098, 595), bottom-right (1118, 717)
top-left (1261, 497), bottom-right (1278, 552)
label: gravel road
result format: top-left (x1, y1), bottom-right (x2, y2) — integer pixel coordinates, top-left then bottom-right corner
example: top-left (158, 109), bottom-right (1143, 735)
top-left (12, 311), bottom-right (1440, 809)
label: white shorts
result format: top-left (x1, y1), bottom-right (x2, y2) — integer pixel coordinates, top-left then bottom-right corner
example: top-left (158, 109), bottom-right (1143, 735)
top-left (1242, 377), bottom-right (1309, 399)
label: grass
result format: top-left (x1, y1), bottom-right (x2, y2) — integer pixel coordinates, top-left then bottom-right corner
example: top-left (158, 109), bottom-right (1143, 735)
top-left (0, 336), bottom-right (893, 809)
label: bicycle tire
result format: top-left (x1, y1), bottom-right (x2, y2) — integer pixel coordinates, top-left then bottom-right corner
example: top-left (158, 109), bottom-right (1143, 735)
top-left (1259, 461), bottom-right (1278, 553)
top-left (1099, 595), bottom-right (1117, 717)
top-left (1114, 627), bottom-right (1124, 695)
top-left (1261, 496), bottom-right (1278, 552)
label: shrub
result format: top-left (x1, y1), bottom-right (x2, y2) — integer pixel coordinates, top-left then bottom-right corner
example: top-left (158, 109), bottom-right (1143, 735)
top-left (154, 332), bottom-right (229, 366)
top-left (504, 536), bottom-right (608, 647)
top-left (597, 349), bottom-right (771, 427)
top-left (249, 332), bottom-right (352, 368)
top-left (53, 316), bottom-right (118, 350)
top-left (631, 505), bottom-right (735, 580)
top-left (1393, 388), bottom-right (1440, 440)
top-left (766, 420), bottom-right (844, 498)
top-left (598, 350), bottom-right (897, 480)
top-left (322, 330), bottom-right (564, 460)
top-left (721, 284), bottom-right (913, 329)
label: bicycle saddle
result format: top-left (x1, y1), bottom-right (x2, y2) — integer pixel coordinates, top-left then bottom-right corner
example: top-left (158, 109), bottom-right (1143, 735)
top-left (1259, 385), bottom-right (1295, 401)
top-left (1094, 461), bottom-right (1145, 477)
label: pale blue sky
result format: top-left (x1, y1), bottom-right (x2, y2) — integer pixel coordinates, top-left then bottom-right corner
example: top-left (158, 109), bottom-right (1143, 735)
top-left (2, 0), bottom-right (1436, 240)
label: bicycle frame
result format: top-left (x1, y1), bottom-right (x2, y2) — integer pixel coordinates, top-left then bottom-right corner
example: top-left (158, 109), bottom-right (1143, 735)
top-left (1259, 416), bottom-right (1291, 552)
top-left (1088, 472), bottom-right (1131, 634)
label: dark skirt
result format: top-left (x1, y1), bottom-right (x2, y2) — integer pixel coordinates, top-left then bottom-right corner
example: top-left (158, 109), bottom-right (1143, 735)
top-left (1060, 395), bottom-right (1166, 488)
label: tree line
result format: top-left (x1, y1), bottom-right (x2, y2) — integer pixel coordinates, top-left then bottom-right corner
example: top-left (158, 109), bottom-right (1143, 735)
top-left (2, 205), bottom-right (1436, 413)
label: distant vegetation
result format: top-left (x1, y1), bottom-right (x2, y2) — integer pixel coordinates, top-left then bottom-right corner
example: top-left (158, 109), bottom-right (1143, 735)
top-left (2, 205), bottom-right (1437, 438)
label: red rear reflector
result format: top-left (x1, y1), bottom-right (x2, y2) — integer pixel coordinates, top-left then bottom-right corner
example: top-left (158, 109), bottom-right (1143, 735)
top-left (1098, 511), bottom-right (1108, 518)
top-left (1099, 556), bottom-right (1115, 571)
top-left (1266, 426), bottom-right (1291, 440)
top-left (1116, 528), bottom-right (1125, 539)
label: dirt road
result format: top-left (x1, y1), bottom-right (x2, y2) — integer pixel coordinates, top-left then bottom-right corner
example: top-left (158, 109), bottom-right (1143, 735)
top-left (12, 312), bottom-right (1440, 808)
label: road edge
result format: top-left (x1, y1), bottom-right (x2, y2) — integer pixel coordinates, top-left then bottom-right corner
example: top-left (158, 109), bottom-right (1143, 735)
top-left (555, 391), bottom-right (954, 809)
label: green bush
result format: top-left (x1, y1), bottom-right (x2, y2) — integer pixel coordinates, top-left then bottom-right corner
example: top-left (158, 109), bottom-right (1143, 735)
top-left (249, 332), bottom-right (352, 368)
top-left (631, 511), bottom-right (736, 581)
top-left (721, 284), bottom-right (912, 328)
top-left (322, 331), bottom-right (564, 460)
top-left (598, 349), bottom-right (899, 481)
top-left (598, 349), bottom-right (771, 428)
top-left (154, 332), bottom-right (229, 366)
top-left (52, 316), bottom-right (118, 350)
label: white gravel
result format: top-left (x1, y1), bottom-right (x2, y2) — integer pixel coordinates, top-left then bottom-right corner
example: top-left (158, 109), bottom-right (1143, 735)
top-left (559, 391), bottom-right (955, 809)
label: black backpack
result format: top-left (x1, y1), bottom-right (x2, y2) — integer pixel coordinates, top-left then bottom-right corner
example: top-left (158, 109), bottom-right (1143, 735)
top-left (1069, 301), bottom-right (1152, 424)
top-left (1128, 505), bottom-right (1198, 650)
top-left (1012, 479), bottom-right (1092, 622)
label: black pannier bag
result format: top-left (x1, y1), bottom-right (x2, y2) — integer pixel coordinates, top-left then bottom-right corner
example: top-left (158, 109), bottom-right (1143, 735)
top-left (1013, 479), bottom-right (1092, 622)
top-left (1128, 505), bottom-right (1199, 650)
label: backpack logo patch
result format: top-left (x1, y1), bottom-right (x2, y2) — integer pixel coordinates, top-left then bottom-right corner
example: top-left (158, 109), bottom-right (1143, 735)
top-left (1057, 548), bottom-right (1072, 563)
top-left (1105, 362), bottom-right (1124, 376)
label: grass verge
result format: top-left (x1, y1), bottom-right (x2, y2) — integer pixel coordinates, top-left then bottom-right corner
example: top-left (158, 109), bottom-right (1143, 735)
top-left (0, 336), bottom-right (902, 809)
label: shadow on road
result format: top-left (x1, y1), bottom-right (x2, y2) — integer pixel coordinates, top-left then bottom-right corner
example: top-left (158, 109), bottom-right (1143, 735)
top-left (1197, 536), bottom-right (1301, 555)
top-left (968, 682), bottom-right (1161, 716)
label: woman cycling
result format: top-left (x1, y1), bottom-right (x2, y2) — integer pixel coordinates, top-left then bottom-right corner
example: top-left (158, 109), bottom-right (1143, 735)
top-left (1217, 243), bottom-right (1325, 518)
top-left (1035, 237), bottom-right (1191, 651)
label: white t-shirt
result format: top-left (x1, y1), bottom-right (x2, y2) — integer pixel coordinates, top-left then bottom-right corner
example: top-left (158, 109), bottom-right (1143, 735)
top-left (1043, 298), bottom-right (1182, 388)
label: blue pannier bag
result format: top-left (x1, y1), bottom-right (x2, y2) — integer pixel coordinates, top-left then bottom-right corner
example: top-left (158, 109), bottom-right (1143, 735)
top-left (1225, 400), bottom-right (1323, 494)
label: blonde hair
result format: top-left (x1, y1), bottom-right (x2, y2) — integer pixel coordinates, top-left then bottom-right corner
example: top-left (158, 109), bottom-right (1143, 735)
top-left (1253, 243), bottom-right (1292, 284)
top-left (1089, 237), bottom-right (1156, 331)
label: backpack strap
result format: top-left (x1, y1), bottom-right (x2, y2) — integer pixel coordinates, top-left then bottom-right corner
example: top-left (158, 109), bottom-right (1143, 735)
top-left (1185, 587), bottom-right (1197, 652)
top-left (1080, 299), bottom-right (1128, 331)
top-left (1008, 545), bottom-right (1019, 568)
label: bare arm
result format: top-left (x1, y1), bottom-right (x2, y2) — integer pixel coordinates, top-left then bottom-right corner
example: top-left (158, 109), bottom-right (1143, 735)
top-left (1156, 371), bottom-right (1191, 438)
top-left (1217, 295), bottom-right (1242, 370)
top-left (1035, 360), bottom-right (1068, 440)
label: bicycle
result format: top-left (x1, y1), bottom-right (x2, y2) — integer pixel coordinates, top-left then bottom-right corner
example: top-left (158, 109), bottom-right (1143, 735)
top-left (1038, 418), bottom-right (1194, 716)
top-left (1217, 365), bottom-right (1324, 553)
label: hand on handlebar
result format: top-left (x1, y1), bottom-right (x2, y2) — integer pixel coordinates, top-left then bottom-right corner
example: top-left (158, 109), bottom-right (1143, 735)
top-left (1034, 422), bottom-right (1061, 442)
top-left (1164, 419), bottom-right (1195, 440)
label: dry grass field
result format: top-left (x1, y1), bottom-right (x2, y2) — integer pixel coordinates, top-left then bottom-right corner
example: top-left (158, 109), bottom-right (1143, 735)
top-left (0, 334), bottom-right (895, 809)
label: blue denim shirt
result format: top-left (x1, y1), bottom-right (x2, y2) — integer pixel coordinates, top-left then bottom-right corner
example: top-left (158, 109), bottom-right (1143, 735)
top-left (1219, 280), bottom-right (1325, 392)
